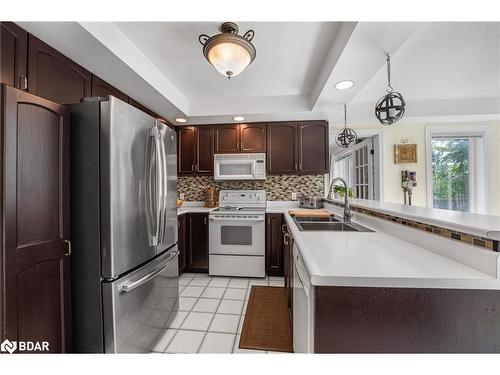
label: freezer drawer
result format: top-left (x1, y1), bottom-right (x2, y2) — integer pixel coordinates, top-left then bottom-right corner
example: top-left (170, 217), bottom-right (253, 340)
top-left (102, 246), bottom-right (179, 353)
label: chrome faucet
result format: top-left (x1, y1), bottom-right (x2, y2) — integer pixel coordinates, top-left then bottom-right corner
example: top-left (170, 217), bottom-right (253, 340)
top-left (327, 177), bottom-right (352, 224)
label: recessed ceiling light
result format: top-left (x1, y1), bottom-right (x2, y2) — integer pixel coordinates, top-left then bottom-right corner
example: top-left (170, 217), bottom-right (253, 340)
top-left (175, 118), bottom-right (187, 123)
top-left (334, 80), bottom-right (354, 90)
top-left (233, 116), bottom-right (245, 121)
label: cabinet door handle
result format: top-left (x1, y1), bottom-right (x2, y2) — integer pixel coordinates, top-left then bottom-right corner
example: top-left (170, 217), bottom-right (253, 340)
top-left (191, 164), bottom-right (194, 172)
top-left (204, 216), bottom-right (207, 225)
top-left (64, 240), bottom-right (71, 256)
top-left (19, 75), bottom-right (28, 91)
top-left (294, 162), bottom-right (298, 170)
top-left (284, 233), bottom-right (289, 245)
top-left (281, 224), bottom-right (287, 234)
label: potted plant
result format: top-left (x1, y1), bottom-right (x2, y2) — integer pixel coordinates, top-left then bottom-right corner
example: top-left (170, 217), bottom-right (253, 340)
top-left (333, 185), bottom-right (353, 199)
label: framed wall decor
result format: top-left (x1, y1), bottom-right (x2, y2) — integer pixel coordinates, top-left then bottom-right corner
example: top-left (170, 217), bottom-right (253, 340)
top-left (394, 143), bottom-right (417, 163)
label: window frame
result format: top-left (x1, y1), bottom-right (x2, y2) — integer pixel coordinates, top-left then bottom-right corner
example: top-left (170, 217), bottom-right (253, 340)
top-left (425, 125), bottom-right (489, 214)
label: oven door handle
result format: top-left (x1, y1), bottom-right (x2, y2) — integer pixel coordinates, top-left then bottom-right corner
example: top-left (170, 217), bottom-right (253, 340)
top-left (209, 216), bottom-right (264, 222)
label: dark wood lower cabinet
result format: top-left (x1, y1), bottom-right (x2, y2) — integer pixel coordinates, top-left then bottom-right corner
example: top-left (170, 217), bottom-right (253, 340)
top-left (314, 286), bottom-right (500, 353)
top-left (185, 213), bottom-right (209, 273)
top-left (0, 84), bottom-right (71, 353)
top-left (283, 226), bottom-right (294, 324)
top-left (265, 214), bottom-right (284, 276)
top-left (178, 214), bottom-right (187, 274)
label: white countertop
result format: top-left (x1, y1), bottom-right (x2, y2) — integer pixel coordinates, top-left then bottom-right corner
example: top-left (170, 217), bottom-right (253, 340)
top-left (328, 198), bottom-right (500, 241)
top-left (285, 210), bottom-right (500, 289)
top-left (265, 201), bottom-right (300, 213)
top-left (177, 202), bottom-right (217, 215)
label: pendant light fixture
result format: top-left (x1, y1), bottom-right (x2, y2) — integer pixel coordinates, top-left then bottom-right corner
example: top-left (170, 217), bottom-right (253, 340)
top-left (336, 104), bottom-right (357, 148)
top-left (199, 22), bottom-right (256, 79)
top-left (375, 54), bottom-right (406, 125)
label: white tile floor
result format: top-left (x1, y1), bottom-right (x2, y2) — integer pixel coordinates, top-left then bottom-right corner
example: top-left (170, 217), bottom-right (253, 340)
top-left (150, 273), bottom-right (286, 354)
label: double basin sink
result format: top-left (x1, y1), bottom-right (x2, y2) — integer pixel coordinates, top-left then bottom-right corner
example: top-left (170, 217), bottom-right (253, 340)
top-left (292, 215), bottom-right (374, 232)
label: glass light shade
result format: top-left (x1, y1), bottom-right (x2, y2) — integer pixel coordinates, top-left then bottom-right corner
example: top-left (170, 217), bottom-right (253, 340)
top-left (207, 42), bottom-right (252, 78)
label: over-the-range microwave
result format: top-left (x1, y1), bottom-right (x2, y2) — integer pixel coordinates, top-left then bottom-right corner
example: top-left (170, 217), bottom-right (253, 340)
top-left (214, 153), bottom-right (266, 181)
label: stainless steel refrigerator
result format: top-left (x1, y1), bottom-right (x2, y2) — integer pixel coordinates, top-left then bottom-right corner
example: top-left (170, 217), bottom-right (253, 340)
top-left (70, 96), bottom-right (178, 353)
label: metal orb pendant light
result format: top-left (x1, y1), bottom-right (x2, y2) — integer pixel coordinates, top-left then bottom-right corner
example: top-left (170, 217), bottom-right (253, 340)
top-left (199, 22), bottom-right (256, 79)
top-left (336, 104), bottom-right (357, 148)
top-left (375, 54), bottom-right (406, 125)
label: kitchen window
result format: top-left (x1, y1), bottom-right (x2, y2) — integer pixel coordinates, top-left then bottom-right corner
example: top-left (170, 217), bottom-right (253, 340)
top-left (333, 155), bottom-right (353, 188)
top-left (426, 126), bottom-right (487, 214)
top-left (332, 135), bottom-right (380, 200)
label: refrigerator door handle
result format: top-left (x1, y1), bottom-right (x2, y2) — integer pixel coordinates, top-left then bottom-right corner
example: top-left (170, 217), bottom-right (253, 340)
top-left (120, 250), bottom-right (179, 293)
top-left (146, 125), bottom-right (162, 247)
top-left (145, 132), bottom-right (155, 245)
top-left (158, 124), bottom-right (168, 246)
top-left (154, 125), bottom-right (162, 247)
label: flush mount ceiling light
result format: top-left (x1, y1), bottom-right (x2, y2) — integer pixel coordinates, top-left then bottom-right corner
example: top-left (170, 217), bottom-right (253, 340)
top-left (334, 80), bottom-right (354, 90)
top-left (175, 118), bottom-right (187, 123)
top-left (233, 116), bottom-right (245, 121)
top-left (375, 54), bottom-right (406, 126)
top-left (335, 104), bottom-right (357, 149)
top-left (199, 22), bottom-right (256, 79)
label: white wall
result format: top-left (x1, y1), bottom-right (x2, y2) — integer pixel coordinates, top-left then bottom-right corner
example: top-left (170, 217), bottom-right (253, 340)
top-left (382, 123), bottom-right (428, 207)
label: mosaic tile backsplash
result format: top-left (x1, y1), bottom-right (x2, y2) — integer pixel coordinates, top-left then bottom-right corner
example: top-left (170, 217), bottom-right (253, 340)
top-left (177, 175), bottom-right (325, 201)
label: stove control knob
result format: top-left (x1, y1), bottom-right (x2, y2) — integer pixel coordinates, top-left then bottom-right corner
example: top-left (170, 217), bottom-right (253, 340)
top-left (258, 196), bottom-right (263, 200)
top-left (223, 197), bottom-right (227, 200)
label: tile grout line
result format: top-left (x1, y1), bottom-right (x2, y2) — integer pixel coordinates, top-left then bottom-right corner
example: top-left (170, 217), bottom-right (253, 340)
top-left (196, 279), bottom-right (228, 353)
top-left (165, 276), bottom-right (282, 353)
top-left (168, 276), bottom-right (212, 353)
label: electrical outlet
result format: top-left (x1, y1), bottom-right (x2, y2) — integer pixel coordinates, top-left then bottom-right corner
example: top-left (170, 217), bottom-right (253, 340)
top-left (179, 193), bottom-right (185, 200)
top-left (291, 192), bottom-right (298, 200)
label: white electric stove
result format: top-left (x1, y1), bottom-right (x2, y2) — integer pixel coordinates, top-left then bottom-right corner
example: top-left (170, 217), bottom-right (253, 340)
top-left (208, 190), bottom-right (266, 278)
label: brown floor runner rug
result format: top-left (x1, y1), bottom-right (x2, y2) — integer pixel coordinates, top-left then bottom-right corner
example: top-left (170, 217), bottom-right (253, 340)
top-left (239, 286), bottom-right (293, 352)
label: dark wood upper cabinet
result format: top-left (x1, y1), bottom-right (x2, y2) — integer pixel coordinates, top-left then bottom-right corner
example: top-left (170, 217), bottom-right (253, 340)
top-left (195, 125), bottom-right (214, 174)
top-left (266, 214), bottom-right (284, 276)
top-left (28, 35), bottom-right (91, 105)
top-left (178, 126), bottom-right (214, 176)
top-left (214, 124), bottom-right (240, 153)
top-left (267, 122), bottom-right (298, 174)
top-left (240, 123), bottom-right (266, 153)
top-left (0, 22), bottom-right (28, 90)
top-left (90, 75), bottom-right (128, 102)
top-left (215, 123), bottom-right (266, 153)
top-left (1, 84), bottom-right (71, 352)
top-left (297, 121), bottom-right (329, 174)
top-left (178, 126), bottom-right (196, 175)
top-left (186, 213), bottom-right (209, 272)
top-left (178, 121), bottom-right (327, 176)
